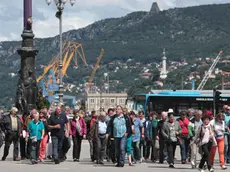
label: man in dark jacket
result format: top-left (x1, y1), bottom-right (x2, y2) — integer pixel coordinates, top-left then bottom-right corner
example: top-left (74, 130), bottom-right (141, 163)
top-left (48, 106), bottom-right (69, 164)
top-left (157, 111), bottom-right (167, 164)
top-left (105, 108), bottom-right (116, 163)
top-left (1, 107), bottom-right (22, 161)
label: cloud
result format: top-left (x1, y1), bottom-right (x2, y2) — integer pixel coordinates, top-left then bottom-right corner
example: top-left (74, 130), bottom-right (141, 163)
top-left (0, 0), bottom-right (229, 41)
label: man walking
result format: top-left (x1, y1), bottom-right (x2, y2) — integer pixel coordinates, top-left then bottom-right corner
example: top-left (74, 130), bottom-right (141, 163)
top-left (157, 111), bottom-right (167, 163)
top-left (1, 107), bottom-right (21, 161)
top-left (48, 106), bottom-right (69, 164)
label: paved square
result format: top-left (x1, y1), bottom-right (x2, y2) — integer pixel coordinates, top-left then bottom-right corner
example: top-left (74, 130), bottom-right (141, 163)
top-left (0, 140), bottom-right (228, 172)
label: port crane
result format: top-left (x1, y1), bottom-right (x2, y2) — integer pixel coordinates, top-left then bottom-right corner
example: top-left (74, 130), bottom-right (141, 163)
top-left (37, 41), bottom-right (88, 83)
top-left (85, 49), bottom-right (104, 92)
top-left (197, 50), bottom-right (223, 90)
top-left (37, 41), bottom-right (88, 104)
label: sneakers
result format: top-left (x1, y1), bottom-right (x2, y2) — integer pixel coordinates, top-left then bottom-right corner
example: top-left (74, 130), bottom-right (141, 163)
top-left (31, 159), bottom-right (38, 164)
top-left (191, 161), bottom-right (196, 169)
top-left (198, 168), bottom-right (205, 172)
top-left (209, 168), bottom-right (214, 172)
top-left (13, 157), bottom-right (21, 161)
top-left (203, 165), bottom-right (207, 170)
top-left (169, 163), bottom-right (175, 168)
top-left (54, 159), bottom-right (60, 164)
top-left (39, 159), bottom-right (44, 163)
top-left (221, 165), bottom-right (227, 170)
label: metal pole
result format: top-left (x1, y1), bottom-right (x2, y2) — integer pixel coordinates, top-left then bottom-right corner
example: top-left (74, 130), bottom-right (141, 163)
top-left (100, 84), bottom-right (102, 112)
top-left (213, 89), bottom-right (216, 116)
top-left (58, 2), bottom-right (63, 104)
top-left (108, 75), bottom-right (109, 93)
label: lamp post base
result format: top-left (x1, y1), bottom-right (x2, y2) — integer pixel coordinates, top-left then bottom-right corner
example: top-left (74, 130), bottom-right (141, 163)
top-left (16, 30), bottom-right (38, 113)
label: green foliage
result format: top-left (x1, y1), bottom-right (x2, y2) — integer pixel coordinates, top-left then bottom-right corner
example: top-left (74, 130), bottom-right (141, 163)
top-left (36, 89), bottom-right (50, 110)
top-left (1, 3), bottom-right (230, 106)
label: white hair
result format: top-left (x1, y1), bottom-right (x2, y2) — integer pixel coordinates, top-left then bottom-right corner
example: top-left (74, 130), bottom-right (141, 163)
top-left (99, 111), bottom-right (106, 117)
top-left (10, 107), bottom-right (18, 113)
top-left (188, 108), bottom-right (195, 115)
top-left (33, 112), bottom-right (39, 117)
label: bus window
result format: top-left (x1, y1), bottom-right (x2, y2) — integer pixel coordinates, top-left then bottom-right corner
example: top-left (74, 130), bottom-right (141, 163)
top-left (135, 101), bottom-right (145, 111)
top-left (149, 102), bottom-right (153, 112)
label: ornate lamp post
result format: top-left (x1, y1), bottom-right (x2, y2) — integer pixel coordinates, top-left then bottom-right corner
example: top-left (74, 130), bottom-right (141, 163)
top-left (46, 0), bottom-right (76, 105)
top-left (16, 0), bottom-right (38, 113)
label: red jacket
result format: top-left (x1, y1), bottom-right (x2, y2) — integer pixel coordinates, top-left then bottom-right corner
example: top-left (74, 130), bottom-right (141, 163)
top-left (178, 117), bottom-right (190, 136)
top-left (90, 118), bottom-right (97, 129)
top-left (70, 118), bottom-right (87, 137)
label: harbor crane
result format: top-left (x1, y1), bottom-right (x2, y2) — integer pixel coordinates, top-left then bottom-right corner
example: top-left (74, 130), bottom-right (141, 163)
top-left (197, 50), bottom-right (223, 90)
top-left (85, 49), bottom-right (104, 92)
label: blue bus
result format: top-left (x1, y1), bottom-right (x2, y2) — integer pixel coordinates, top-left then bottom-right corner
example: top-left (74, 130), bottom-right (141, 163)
top-left (132, 90), bottom-right (230, 116)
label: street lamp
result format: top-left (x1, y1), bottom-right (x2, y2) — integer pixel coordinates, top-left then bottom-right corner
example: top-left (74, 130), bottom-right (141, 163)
top-left (46, 0), bottom-right (76, 104)
top-left (104, 73), bottom-right (109, 93)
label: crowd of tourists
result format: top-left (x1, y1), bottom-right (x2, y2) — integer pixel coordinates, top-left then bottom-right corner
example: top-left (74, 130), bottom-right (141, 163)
top-left (0, 104), bottom-right (230, 172)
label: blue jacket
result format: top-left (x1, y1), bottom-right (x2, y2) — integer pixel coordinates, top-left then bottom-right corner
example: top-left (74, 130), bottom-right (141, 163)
top-left (143, 120), bottom-right (152, 139)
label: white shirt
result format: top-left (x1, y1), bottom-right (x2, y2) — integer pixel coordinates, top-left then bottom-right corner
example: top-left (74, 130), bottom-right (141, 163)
top-left (98, 121), bottom-right (107, 134)
top-left (194, 120), bottom-right (203, 134)
top-left (202, 125), bottom-right (211, 145)
top-left (213, 120), bottom-right (225, 139)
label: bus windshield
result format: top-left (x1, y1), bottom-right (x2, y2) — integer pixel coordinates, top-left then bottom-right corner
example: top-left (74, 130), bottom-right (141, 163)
top-left (133, 95), bottom-right (146, 112)
top-left (135, 101), bottom-right (145, 111)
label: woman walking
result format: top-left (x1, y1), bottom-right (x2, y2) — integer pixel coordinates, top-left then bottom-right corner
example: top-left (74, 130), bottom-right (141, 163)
top-left (91, 112), bottom-right (107, 164)
top-left (210, 113), bottom-right (227, 170)
top-left (194, 115), bottom-right (216, 172)
top-left (39, 112), bottom-right (49, 162)
top-left (70, 110), bottom-right (87, 162)
top-left (126, 111), bottom-right (134, 166)
top-left (162, 112), bottom-right (181, 168)
top-left (26, 112), bottom-right (45, 164)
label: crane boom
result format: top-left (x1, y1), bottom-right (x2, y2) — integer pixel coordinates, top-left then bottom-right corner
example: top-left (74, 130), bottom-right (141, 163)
top-left (37, 41), bottom-right (88, 83)
top-left (197, 50), bottom-right (223, 90)
top-left (62, 51), bottom-right (75, 77)
top-left (86, 49), bottom-right (104, 89)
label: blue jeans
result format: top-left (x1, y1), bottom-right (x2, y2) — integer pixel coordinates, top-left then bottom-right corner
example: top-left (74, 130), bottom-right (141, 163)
top-left (30, 140), bottom-right (41, 161)
top-left (224, 135), bottom-right (230, 161)
top-left (115, 136), bottom-right (127, 165)
top-left (180, 136), bottom-right (189, 161)
top-left (139, 138), bottom-right (146, 159)
top-left (132, 141), bottom-right (140, 161)
top-left (52, 136), bottom-right (64, 160)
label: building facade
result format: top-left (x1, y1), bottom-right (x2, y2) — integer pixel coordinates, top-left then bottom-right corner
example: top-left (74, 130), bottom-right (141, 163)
top-left (86, 93), bottom-right (127, 112)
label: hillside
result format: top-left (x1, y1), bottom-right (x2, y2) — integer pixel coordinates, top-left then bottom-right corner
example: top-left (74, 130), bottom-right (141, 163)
top-left (1, 2), bottom-right (230, 108)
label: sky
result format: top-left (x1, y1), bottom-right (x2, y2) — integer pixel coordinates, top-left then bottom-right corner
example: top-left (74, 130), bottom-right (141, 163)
top-left (0, 0), bottom-right (229, 41)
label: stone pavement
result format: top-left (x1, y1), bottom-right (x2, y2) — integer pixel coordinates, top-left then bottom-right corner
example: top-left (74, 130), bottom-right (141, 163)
top-left (0, 140), bottom-right (228, 172)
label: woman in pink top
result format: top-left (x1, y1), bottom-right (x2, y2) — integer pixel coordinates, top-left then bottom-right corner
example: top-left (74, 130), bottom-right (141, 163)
top-left (70, 110), bottom-right (87, 162)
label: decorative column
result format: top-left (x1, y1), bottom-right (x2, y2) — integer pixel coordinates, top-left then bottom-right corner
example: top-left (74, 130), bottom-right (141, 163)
top-left (16, 0), bottom-right (38, 113)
